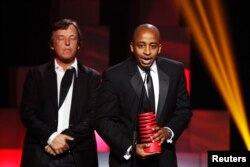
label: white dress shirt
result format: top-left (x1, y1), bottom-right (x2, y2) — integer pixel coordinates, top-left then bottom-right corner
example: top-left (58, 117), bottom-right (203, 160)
top-left (47, 58), bottom-right (78, 144)
top-left (124, 61), bottom-right (174, 160)
top-left (138, 61), bottom-right (159, 113)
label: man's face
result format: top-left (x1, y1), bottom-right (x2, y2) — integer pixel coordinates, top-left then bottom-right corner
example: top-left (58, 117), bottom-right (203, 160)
top-left (51, 24), bottom-right (80, 64)
top-left (130, 28), bottom-right (161, 69)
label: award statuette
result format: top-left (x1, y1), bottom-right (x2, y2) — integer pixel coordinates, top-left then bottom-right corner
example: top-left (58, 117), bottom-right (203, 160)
top-left (138, 112), bottom-right (161, 153)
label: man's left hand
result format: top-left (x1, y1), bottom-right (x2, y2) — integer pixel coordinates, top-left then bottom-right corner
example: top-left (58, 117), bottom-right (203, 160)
top-left (151, 126), bottom-right (171, 145)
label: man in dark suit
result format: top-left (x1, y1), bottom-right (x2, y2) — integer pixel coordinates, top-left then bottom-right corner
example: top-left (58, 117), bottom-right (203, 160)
top-left (94, 24), bottom-right (192, 167)
top-left (20, 18), bottom-right (100, 167)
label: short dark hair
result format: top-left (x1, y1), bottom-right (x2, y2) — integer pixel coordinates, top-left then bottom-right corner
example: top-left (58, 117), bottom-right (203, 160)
top-left (49, 18), bottom-right (82, 47)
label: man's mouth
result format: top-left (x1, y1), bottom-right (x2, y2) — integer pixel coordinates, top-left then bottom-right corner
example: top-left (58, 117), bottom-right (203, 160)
top-left (141, 57), bottom-right (152, 65)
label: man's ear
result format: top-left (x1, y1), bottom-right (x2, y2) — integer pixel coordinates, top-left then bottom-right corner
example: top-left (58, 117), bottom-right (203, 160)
top-left (130, 42), bottom-right (134, 53)
top-left (158, 44), bottom-right (162, 54)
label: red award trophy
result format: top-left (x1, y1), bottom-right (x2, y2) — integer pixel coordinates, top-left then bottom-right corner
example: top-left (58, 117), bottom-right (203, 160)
top-left (138, 112), bottom-right (161, 153)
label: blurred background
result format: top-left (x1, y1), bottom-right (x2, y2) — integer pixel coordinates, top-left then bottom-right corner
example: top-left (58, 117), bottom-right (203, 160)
top-left (0, 0), bottom-right (249, 166)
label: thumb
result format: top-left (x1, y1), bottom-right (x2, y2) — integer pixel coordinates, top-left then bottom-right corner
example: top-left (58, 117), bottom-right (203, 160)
top-left (64, 135), bottom-right (74, 141)
top-left (144, 143), bottom-right (151, 148)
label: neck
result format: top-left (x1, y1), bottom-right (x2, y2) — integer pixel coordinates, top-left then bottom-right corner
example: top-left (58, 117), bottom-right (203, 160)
top-left (55, 58), bottom-right (75, 71)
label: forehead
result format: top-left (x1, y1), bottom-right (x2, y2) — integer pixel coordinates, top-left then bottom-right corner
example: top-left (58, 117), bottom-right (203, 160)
top-left (53, 25), bottom-right (77, 36)
top-left (133, 28), bottom-right (160, 43)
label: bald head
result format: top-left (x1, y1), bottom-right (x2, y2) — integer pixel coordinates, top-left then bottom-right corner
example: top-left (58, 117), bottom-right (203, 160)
top-left (132, 24), bottom-right (161, 42)
top-left (130, 23), bottom-right (162, 69)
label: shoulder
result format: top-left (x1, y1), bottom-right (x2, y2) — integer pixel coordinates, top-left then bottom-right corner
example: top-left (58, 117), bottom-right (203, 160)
top-left (23, 61), bottom-right (54, 85)
top-left (27, 61), bottom-right (53, 76)
top-left (80, 64), bottom-right (100, 75)
top-left (157, 56), bottom-right (185, 72)
top-left (157, 56), bottom-right (184, 67)
top-left (104, 57), bottom-right (134, 76)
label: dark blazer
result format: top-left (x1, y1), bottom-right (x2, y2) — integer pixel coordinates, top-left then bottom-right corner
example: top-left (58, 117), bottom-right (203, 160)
top-left (20, 60), bottom-right (100, 167)
top-left (95, 56), bottom-right (192, 167)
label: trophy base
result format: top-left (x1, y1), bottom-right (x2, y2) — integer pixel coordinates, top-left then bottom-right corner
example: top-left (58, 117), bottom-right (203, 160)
top-left (143, 141), bottom-right (161, 153)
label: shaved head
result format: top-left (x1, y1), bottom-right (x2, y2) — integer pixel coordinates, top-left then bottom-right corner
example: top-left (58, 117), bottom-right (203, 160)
top-left (130, 23), bottom-right (162, 69)
top-left (132, 24), bottom-right (161, 42)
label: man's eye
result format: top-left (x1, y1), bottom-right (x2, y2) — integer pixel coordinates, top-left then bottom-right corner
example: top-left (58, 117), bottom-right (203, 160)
top-left (57, 36), bottom-right (65, 40)
top-left (70, 36), bottom-right (77, 40)
top-left (137, 44), bottom-right (144, 48)
top-left (151, 45), bottom-right (158, 49)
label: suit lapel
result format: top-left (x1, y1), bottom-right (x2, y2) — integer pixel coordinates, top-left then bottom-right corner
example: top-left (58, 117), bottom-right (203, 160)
top-left (70, 63), bottom-right (85, 121)
top-left (46, 62), bottom-right (58, 112)
top-left (128, 57), bottom-right (144, 100)
top-left (156, 63), bottom-right (170, 120)
top-left (128, 56), bottom-right (170, 120)
top-left (70, 76), bottom-right (80, 121)
top-left (130, 71), bottom-right (143, 99)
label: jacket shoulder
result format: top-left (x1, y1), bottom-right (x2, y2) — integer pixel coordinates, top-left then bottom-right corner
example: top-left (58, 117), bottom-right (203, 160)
top-left (157, 56), bottom-right (185, 70)
top-left (104, 57), bottom-right (132, 75)
top-left (78, 64), bottom-right (100, 77)
top-left (26, 61), bottom-right (53, 76)
top-left (158, 56), bottom-right (184, 66)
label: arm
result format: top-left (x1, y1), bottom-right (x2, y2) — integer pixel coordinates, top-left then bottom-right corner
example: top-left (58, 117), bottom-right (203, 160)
top-left (61, 71), bottom-right (101, 150)
top-left (148, 65), bottom-right (191, 150)
top-left (163, 64), bottom-right (192, 142)
top-left (20, 69), bottom-right (56, 145)
top-left (158, 63), bottom-right (192, 142)
top-left (94, 72), bottom-right (132, 160)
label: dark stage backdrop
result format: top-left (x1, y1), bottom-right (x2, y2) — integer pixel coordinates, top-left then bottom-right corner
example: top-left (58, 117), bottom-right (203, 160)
top-left (0, 0), bottom-right (249, 154)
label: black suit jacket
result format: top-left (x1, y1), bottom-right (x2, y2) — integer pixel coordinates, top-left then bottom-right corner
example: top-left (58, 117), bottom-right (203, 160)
top-left (95, 56), bottom-right (192, 167)
top-left (20, 60), bottom-right (100, 167)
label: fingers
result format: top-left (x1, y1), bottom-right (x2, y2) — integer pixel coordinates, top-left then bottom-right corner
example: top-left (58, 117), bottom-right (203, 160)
top-left (52, 142), bottom-right (69, 154)
top-left (50, 134), bottom-right (74, 155)
top-left (152, 126), bottom-right (160, 131)
top-left (65, 135), bottom-right (74, 141)
top-left (136, 143), bottom-right (159, 159)
top-left (159, 137), bottom-right (165, 145)
top-left (44, 145), bottom-right (56, 156)
top-left (44, 134), bottom-right (74, 156)
top-left (151, 127), bottom-right (168, 144)
top-left (46, 143), bottom-right (69, 155)
top-left (144, 143), bottom-right (150, 147)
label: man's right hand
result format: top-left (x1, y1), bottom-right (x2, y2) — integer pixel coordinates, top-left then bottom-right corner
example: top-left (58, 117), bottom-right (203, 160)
top-left (50, 134), bottom-right (74, 155)
top-left (44, 145), bottom-right (56, 156)
top-left (136, 143), bottom-right (160, 159)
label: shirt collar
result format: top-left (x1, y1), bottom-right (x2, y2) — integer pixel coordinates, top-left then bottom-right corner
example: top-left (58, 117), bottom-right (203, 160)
top-left (137, 61), bottom-right (157, 74)
top-left (54, 58), bottom-right (78, 77)
top-left (150, 61), bottom-right (157, 73)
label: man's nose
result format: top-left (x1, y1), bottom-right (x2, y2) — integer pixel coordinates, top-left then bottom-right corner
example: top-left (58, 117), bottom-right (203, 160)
top-left (143, 46), bottom-right (151, 55)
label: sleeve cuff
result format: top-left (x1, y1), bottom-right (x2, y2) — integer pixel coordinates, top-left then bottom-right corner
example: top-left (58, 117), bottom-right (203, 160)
top-left (123, 145), bottom-right (132, 160)
top-left (165, 127), bottom-right (174, 144)
top-left (47, 132), bottom-right (59, 145)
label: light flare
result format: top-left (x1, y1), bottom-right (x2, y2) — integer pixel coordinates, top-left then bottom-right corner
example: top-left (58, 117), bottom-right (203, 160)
top-left (179, 0), bottom-right (250, 149)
